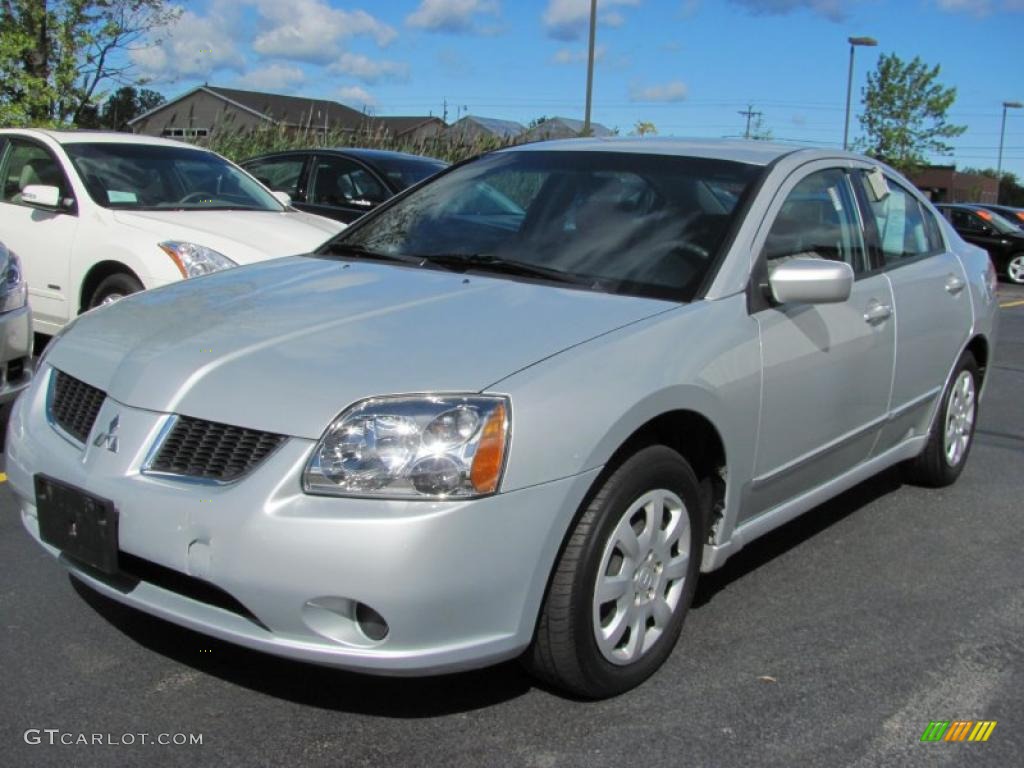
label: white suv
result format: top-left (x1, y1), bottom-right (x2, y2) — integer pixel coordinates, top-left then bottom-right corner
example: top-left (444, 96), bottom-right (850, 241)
top-left (0, 129), bottom-right (345, 335)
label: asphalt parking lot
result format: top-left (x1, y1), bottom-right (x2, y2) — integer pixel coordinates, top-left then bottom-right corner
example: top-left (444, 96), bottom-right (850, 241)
top-left (2, 284), bottom-right (1022, 768)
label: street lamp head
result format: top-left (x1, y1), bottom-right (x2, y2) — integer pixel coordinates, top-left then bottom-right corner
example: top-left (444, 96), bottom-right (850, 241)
top-left (848, 36), bottom-right (878, 47)
top-left (1004, 101), bottom-right (1023, 109)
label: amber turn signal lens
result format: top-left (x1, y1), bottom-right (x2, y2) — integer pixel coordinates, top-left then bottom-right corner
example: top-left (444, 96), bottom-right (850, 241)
top-left (470, 402), bottom-right (507, 493)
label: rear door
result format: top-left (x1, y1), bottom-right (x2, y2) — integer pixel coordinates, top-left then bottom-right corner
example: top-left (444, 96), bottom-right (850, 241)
top-left (0, 137), bottom-right (80, 330)
top-left (746, 163), bottom-right (896, 518)
top-left (857, 173), bottom-right (973, 452)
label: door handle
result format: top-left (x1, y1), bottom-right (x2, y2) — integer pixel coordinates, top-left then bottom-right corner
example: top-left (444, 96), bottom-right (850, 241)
top-left (945, 274), bottom-right (965, 295)
top-left (863, 300), bottom-right (892, 324)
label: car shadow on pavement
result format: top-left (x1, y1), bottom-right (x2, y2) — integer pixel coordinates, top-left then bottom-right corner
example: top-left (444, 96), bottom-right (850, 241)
top-left (70, 577), bottom-right (535, 716)
top-left (692, 467), bottom-right (905, 608)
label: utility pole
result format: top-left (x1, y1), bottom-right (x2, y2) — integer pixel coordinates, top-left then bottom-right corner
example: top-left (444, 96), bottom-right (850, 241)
top-left (583, 0), bottom-right (597, 136)
top-left (442, 98), bottom-right (448, 123)
top-left (738, 104), bottom-right (762, 139)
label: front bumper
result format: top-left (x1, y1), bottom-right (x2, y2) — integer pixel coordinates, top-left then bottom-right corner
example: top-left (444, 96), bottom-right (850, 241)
top-left (0, 303), bottom-right (32, 405)
top-left (5, 370), bottom-right (597, 674)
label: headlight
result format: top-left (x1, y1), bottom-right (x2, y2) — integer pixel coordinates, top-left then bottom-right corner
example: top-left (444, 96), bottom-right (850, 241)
top-left (0, 243), bottom-right (27, 313)
top-left (304, 395), bottom-right (510, 499)
top-left (158, 241), bottom-right (237, 278)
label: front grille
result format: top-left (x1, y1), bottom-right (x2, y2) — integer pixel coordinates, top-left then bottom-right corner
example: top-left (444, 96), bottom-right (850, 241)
top-left (147, 416), bottom-right (286, 482)
top-left (50, 370), bottom-right (106, 443)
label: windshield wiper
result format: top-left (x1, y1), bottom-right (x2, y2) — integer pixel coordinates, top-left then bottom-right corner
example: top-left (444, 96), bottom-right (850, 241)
top-left (318, 242), bottom-right (423, 265)
top-left (417, 253), bottom-right (589, 285)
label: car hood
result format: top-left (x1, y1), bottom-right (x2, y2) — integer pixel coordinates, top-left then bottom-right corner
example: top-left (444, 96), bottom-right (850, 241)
top-left (112, 209), bottom-right (344, 264)
top-left (47, 258), bottom-right (676, 439)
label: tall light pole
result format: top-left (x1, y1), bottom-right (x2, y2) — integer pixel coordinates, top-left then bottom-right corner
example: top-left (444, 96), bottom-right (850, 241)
top-left (997, 100), bottom-right (1022, 176)
top-left (995, 100), bottom-right (1019, 204)
top-left (843, 36), bottom-right (877, 151)
top-left (583, 0), bottom-right (597, 136)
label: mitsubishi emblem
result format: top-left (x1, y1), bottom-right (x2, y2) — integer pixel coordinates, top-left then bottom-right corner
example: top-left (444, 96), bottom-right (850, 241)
top-left (93, 415), bottom-right (120, 453)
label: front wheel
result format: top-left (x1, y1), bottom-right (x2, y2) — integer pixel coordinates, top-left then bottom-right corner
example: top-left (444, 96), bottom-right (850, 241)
top-left (523, 445), bottom-right (703, 698)
top-left (88, 273), bottom-right (144, 309)
top-left (904, 352), bottom-right (979, 487)
top-left (1007, 253), bottom-right (1024, 285)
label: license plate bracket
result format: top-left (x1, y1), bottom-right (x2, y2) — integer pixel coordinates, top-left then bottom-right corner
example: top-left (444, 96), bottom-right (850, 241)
top-left (35, 474), bottom-right (119, 575)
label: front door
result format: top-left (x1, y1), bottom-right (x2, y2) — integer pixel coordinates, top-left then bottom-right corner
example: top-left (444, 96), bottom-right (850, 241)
top-left (303, 155), bottom-right (390, 223)
top-left (746, 165), bottom-right (896, 519)
top-left (0, 138), bottom-right (79, 331)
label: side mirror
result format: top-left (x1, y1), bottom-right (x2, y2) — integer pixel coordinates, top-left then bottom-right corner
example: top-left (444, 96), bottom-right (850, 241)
top-left (767, 257), bottom-right (854, 305)
top-left (20, 184), bottom-right (60, 209)
top-left (272, 190), bottom-right (292, 207)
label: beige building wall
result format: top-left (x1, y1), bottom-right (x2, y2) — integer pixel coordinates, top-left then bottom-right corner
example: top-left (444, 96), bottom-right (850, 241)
top-left (131, 91), bottom-right (269, 137)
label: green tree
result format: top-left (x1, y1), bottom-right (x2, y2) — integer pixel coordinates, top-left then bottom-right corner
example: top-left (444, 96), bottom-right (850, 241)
top-left (961, 167), bottom-right (1024, 207)
top-left (99, 85), bottom-right (163, 129)
top-left (857, 53), bottom-right (966, 174)
top-left (632, 120), bottom-right (657, 136)
top-left (0, 0), bottom-right (178, 127)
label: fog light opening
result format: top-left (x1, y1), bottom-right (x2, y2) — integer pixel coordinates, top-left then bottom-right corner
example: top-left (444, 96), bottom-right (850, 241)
top-left (355, 602), bottom-right (389, 642)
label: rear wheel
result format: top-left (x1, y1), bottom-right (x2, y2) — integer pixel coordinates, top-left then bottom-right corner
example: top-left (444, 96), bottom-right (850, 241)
top-left (88, 273), bottom-right (143, 309)
top-left (1007, 253), bottom-right (1024, 285)
top-left (523, 445), bottom-right (703, 698)
top-left (904, 352), bottom-right (979, 487)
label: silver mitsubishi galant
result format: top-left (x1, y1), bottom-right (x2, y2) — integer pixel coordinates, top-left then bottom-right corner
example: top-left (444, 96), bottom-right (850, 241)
top-left (5, 139), bottom-right (998, 698)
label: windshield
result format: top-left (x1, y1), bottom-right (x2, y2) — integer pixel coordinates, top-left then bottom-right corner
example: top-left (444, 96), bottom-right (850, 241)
top-left (372, 155), bottom-right (448, 190)
top-left (324, 150), bottom-right (761, 301)
top-left (64, 143), bottom-right (283, 211)
top-left (978, 208), bottom-right (1022, 234)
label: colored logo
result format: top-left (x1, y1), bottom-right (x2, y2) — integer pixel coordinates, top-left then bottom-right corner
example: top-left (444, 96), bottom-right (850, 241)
top-left (920, 721), bottom-right (996, 743)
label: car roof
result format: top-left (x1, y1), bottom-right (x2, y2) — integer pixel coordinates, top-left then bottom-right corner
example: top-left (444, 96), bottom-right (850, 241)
top-left (245, 147), bottom-right (447, 165)
top-left (0, 128), bottom-right (213, 151)
top-left (499, 136), bottom-right (843, 166)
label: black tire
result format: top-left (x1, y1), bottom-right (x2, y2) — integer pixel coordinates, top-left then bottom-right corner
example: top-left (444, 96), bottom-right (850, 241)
top-left (904, 352), bottom-right (980, 487)
top-left (523, 445), bottom-right (704, 698)
top-left (88, 273), bottom-right (143, 310)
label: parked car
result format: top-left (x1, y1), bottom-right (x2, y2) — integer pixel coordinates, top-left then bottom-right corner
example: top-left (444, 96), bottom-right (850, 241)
top-left (6, 139), bottom-right (997, 699)
top-left (241, 148), bottom-right (447, 224)
top-left (0, 129), bottom-right (346, 335)
top-left (937, 203), bottom-right (1024, 284)
top-left (0, 241), bottom-right (32, 407)
top-left (975, 202), bottom-right (1024, 228)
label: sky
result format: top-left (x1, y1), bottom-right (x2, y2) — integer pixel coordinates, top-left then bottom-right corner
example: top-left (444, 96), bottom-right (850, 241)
top-left (131, 0), bottom-right (1024, 177)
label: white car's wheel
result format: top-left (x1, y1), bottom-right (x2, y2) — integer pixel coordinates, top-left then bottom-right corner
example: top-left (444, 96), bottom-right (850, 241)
top-left (88, 273), bottom-right (143, 310)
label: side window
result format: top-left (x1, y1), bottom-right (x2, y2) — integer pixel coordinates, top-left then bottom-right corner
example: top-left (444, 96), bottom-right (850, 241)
top-left (764, 168), bottom-right (868, 273)
top-left (1, 140), bottom-right (72, 204)
top-left (309, 157), bottom-right (388, 208)
top-left (244, 156), bottom-right (305, 197)
top-left (857, 174), bottom-right (939, 265)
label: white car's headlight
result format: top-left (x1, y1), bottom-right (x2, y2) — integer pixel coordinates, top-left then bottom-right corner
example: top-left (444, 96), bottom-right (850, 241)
top-left (0, 245), bottom-right (27, 313)
top-left (304, 395), bottom-right (510, 499)
top-left (159, 241), bottom-right (237, 278)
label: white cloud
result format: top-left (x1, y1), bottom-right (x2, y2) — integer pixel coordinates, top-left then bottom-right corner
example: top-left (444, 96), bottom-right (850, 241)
top-left (235, 63), bottom-right (306, 92)
top-left (337, 85), bottom-right (376, 107)
top-left (407, 0), bottom-right (500, 33)
top-left (551, 44), bottom-right (607, 64)
top-left (630, 80), bottom-right (689, 102)
top-left (130, 3), bottom-right (245, 83)
top-left (248, 0), bottom-right (396, 63)
top-left (726, 0), bottom-right (847, 21)
top-left (330, 53), bottom-right (409, 84)
top-left (543, 0), bottom-right (640, 40)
